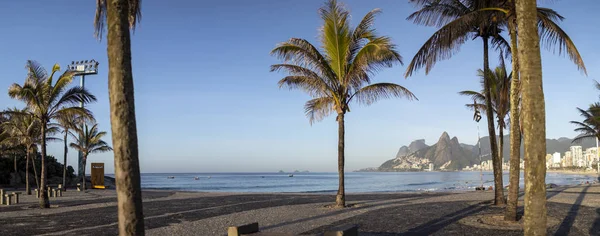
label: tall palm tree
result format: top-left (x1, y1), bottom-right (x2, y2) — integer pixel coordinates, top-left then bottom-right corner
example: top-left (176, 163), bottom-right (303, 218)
top-left (271, 0), bottom-right (417, 207)
top-left (94, 0), bottom-right (145, 233)
top-left (55, 114), bottom-right (90, 190)
top-left (0, 109), bottom-right (44, 194)
top-left (516, 0), bottom-right (547, 233)
top-left (479, 0), bottom-right (587, 221)
top-left (459, 58), bottom-right (511, 168)
top-left (406, 0), bottom-right (510, 205)
top-left (70, 123), bottom-right (112, 190)
top-left (406, 0), bottom-right (587, 207)
top-left (8, 61), bottom-right (96, 208)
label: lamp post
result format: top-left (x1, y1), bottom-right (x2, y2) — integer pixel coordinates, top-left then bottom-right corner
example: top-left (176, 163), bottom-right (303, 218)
top-left (473, 100), bottom-right (483, 189)
top-left (67, 60), bottom-right (99, 179)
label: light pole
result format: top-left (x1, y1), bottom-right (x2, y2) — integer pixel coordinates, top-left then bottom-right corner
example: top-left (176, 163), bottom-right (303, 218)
top-left (473, 100), bottom-right (483, 189)
top-left (67, 60), bottom-right (99, 179)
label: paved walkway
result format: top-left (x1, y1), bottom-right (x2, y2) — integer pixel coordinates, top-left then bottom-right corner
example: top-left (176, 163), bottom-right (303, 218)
top-left (0, 185), bottom-right (598, 235)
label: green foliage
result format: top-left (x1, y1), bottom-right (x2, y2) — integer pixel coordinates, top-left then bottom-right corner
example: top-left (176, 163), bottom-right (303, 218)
top-left (0, 153), bottom-right (75, 185)
top-left (271, 0), bottom-right (417, 124)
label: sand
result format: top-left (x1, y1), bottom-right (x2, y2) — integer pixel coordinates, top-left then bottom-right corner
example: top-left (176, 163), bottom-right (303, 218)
top-left (0, 185), bottom-right (599, 235)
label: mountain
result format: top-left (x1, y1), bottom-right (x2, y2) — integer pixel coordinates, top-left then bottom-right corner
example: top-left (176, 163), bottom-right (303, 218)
top-left (471, 135), bottom-right (596, 161)
top-left (378, 132), bottom-right (477, 171)
top-left (395, 139), bottom-right (428, 158)
top-left (360, 133), bottom-right (599, 172)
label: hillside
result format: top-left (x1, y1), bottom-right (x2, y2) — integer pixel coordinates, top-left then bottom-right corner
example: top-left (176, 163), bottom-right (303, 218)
top-left (378, 132), bottom-right (477, 171)
top-left (361, 132), bottom-right (597, 172)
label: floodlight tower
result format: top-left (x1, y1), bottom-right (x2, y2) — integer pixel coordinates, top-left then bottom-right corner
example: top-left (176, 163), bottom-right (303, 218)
top-left (472, 100), bottom-right (483, 189)
top-left (67, 60), bottom-right (99, 178)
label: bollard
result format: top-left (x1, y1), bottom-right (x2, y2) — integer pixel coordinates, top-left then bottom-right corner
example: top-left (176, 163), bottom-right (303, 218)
top-left (58, 189), bottom-right (62, 197)
top-left (12, 192), bottom-right (20, 204)
top-left (77, 183), bottom-right (81, 192)
top-left (4, 194), bottom-right (12, 206)
top-left (0, 189), bottom-right (4, 205)
top-left (52, 189), bottom-right (56, 198)
top-left (34, 189), bottom-right (39, 198)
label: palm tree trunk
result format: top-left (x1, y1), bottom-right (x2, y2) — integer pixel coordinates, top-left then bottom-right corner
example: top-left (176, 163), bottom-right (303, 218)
top-left (26, 149), bottom-right (31, 195)
top-left (39, 122), bottom-right (49, 208)
top-left (516, 0), bottom-right (547, 234)
top-left (336, 112), bottom-right (346, 207)
top-left (82, 156), bottom-right (87, 190)
top-left (32, 150), bottom-right (39, 190)
top-left (499, 128), bottom-right (504, 169)
top-left (505, 16), bottom-right (522, 222)
top-left (63, 131), bottom-right (68, 190)
top-left (106, 0), bottom-right (145, 233)
top-left (483, 37), bottom-right (505, 205)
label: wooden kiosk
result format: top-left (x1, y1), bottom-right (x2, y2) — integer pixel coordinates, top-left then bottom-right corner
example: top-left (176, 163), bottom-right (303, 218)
top-left (91, 163), bottom-right (105, 189)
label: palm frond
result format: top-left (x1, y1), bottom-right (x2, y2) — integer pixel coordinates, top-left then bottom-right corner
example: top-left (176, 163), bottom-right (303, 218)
top-left (350, 83), bottom-right (418, 105)
top-left (304, 97), bottom-right (334, 125)
top-left (407, 0), bottom-right (468, 27)
top-left (95, 0), bottom-right (142, 39)
top-left (537, 9), bottom-right (587, 75)
top-left (405, 10), bottom-right (481, 77)
top-left (319, 0), bottom-right (352, 80)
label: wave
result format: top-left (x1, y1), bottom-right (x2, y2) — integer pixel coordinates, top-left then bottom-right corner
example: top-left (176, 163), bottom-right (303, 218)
top-left (407, 181), bottom-right (441, 186)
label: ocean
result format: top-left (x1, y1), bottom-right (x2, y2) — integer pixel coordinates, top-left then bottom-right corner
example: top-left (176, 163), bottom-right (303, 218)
top-left (125, 171), bottom-right (599, 193)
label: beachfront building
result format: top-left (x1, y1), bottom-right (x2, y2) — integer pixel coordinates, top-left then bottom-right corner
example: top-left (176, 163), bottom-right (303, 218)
top-left (571, 146), bottom-right (583, 167)
top-left (564, 151), bottom-right (573, 168)
top-left (546, 154), bottom-right (553, 169)
top-left (552, 152), bottom-right (561, 168)
top-left (585, 147), bottom-right (598, 167)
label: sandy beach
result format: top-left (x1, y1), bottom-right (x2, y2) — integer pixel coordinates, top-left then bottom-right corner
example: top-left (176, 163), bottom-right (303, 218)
top-left (547, 169), bottom-right (600, 177)
top-left (0, 185), bottom-right (599, 235)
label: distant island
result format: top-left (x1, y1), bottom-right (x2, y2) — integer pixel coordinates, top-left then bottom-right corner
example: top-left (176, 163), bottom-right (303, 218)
top-left (357, 131), bottom-right (597, 172)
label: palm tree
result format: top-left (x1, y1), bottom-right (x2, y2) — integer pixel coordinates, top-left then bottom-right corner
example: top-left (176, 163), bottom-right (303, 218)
top-left (8, 61), bottom-right (96, 208)
top-left (406, 0), bottom-right (510, 205)
top-left (406, 0), bottom-right (587, 207)
top-left (271, 0), bottom-right (417, 207)
top-left (479, 0), bottom-right (587, 221)
top-left (516, 0), bottom-right (547, 233)
top-left (55, 114), bottom-right (90, 190)
top-left (459, 58), bottom-right (511, 169)
top-left (571, 103), bottom-right (600, 143)
top-left (94, 0), bottom-right (145, 233)
top-left (0, 109), bottom-right (43, 194)
top-left (70, 123), bottom-right (112, 190)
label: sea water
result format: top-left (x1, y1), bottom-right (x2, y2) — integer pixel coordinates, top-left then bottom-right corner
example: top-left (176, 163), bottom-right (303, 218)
top-left (121, 172), bottom-right (598, 193)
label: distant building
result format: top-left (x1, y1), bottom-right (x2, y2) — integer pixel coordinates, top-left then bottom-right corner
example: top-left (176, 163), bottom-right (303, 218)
top-left (546, 154), bottom-right (553, 169)
top-left (552, 152), bottom-right (561, 167)
top-left (571, 146), bottom-right (583, 167)
top-left (564, 151), bottom-right (572, 168)
top-left (585, 147), bottom-right (598, 167)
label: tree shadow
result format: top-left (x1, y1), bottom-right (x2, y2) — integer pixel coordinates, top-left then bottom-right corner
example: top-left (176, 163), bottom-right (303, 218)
top-left (400, 203), bottom-right (487, 235)
top-left (590, 208), bottom-right (600, 236)
top-left (261, 196), bottom-right (428, 232)
top-left (554, 185), bottom-right (590, 235)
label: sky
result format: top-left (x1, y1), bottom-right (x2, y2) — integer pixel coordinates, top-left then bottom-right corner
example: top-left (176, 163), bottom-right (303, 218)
top-left (0, 0), bottom-right (598, 174)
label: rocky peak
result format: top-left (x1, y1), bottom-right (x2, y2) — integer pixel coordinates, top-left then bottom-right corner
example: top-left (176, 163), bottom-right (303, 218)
top-left (438, 132), bottom-right (451, 143)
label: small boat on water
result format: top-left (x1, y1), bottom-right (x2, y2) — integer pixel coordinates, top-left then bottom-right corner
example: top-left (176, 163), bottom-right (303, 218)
top-left (167, 176), bottom-right (175, 179)
top-left (194, 177), bottom-right (200, 180)
top-left (208, 176), bottom-right (211, 179)
top-left (288, 174), bottom-right (294, 177)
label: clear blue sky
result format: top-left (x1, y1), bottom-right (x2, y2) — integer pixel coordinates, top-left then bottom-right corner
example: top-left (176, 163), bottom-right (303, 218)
top-left (1, 1), bottom-right (598, 173)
